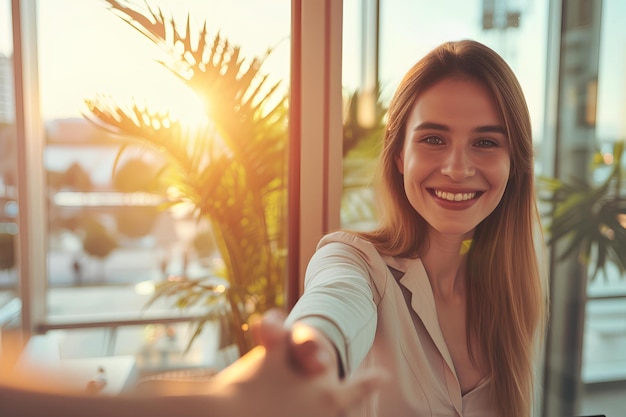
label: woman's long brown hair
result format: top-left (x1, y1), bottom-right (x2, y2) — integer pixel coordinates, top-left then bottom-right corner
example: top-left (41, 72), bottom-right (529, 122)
top-left (357, 40), bottom-right (547, 417)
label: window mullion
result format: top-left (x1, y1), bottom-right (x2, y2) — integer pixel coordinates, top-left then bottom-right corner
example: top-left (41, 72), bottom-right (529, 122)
top-left (287, 0), bottom-right (343, 307)
top-left (12, 0), bottom-right (47, 333)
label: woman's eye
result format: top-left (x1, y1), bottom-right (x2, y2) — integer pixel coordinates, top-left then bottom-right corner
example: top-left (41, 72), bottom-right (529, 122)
top-left (420, 135), bottom-right (444, 145)
top-left (475, 138), bottom-right (499, 147)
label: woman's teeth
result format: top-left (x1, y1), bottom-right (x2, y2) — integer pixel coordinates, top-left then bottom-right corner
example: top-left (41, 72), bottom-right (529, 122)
top-left (434, 190), bottom-right (476, 202)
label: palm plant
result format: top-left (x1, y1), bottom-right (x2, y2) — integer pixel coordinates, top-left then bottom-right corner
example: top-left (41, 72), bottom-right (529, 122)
top-left (538, 141), bottom-right (626, 280)
top-left (83, 0), bottom-right (288, 356)
top-left (341, 87), bottom-right (387, 228)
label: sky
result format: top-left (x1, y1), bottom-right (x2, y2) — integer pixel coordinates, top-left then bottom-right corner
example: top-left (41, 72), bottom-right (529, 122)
top-left (1, 0), bottom-right (626, 142)
top-left (1, 0), bottom-right (291, 124)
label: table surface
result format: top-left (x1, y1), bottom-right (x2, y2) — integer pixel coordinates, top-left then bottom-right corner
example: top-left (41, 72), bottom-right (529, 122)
top-left (13, 333), bottom-right (138, 395)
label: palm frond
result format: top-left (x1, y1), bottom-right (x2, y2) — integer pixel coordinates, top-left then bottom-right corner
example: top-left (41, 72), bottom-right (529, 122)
top-left (86, 1), bottom-right (289, 355)
top-left (539, 142), bottom-right (626, 280)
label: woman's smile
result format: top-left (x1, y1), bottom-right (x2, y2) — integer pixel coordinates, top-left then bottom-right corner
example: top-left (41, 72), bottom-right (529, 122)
top-left (428, 187), bottom-right (483, 211)
top-left (430, 188), bottom-right (480, 202)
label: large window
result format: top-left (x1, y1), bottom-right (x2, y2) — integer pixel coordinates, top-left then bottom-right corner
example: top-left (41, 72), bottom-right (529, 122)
top-left (341, 1), bottom-right (625, 416)
top-left (10, 0), bottom-right (291, 373)
top-left (581, 0), bottom-right (626, 404)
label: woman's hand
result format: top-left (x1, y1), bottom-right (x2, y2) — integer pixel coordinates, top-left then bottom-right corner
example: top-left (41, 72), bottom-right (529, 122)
top-left (254, 309), bottom-right (337, 375)
top-left (208, 309), bottom-right (386, 417)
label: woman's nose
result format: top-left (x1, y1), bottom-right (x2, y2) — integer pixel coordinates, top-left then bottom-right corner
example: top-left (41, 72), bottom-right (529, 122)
top-left (440, 147), bottom-right (476, 180)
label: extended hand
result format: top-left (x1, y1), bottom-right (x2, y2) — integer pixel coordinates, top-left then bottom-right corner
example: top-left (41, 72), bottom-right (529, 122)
top-left (210, 309), bottom-right (386, 417)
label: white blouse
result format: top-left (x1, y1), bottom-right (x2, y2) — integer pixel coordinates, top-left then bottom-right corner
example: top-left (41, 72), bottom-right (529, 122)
top-left (286, 231), bottom-right (498, 417)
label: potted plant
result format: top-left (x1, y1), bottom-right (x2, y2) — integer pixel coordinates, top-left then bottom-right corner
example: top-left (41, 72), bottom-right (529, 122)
top-left (538, 141), bottom-right (626, 279)
top-left (83, 0), bottom-right (289, 357)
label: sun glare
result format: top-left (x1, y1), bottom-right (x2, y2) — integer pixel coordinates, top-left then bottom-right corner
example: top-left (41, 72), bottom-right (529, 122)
top-left (151, 84), bottom-right (210, 133)
top-left (291, 324), bottom-right (316, 345)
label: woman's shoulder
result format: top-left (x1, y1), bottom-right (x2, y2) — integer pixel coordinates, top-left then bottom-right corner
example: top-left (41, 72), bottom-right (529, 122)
top-left (317, 230), bottom-right (378, 254)
top-left (315, 231), bottom-right (393, 271)
top-left (318, 231), bottom-right (413, 273)
top-left (312, 231), bottom-right (390, 300)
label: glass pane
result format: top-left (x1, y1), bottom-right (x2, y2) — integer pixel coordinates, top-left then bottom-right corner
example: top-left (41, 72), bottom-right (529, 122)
top-left (0, 0), bottom-right (19, 329)
top-left (36, 0), bottom-right (290, 370)
top-left (341, 0), bottom-right (550, 230)
top-left (378, 1), bottom-right (548, 146)
top-left (579, 0), bottom-right (626, 413)
top-left (342, 1), bottom-right (619, 415)
top-left (342, 1), bottom-right (626, 415)
top-left (340, 0), bottom-right (385, 230)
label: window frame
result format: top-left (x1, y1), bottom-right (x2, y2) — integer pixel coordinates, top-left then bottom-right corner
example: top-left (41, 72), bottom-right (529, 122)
top-left (11, 0), bottom-right (344, 330)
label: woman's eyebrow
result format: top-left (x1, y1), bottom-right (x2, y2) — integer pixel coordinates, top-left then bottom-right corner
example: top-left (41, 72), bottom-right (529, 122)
top-left (474, 125), bottom-right (506, 134)
top-left (411, 122), bottom-right (449, 131)
top-left (412, 122), bottom-right (505, 134)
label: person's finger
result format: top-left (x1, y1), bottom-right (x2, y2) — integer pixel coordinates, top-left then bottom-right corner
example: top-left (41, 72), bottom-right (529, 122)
top-left (251, 309), bottom-right (287, 349)
top-left (331, 369), bottom-right (389, 411)
top-left (288, 325), bottom-right (332, 375)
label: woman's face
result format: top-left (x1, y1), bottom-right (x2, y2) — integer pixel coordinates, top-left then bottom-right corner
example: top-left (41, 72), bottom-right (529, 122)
top-left (395, 77), bottom-right (510, 238)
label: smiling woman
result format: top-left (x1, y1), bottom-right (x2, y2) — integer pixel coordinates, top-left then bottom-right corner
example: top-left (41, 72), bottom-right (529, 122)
top-left (284, 39), bottom-right (546, 417)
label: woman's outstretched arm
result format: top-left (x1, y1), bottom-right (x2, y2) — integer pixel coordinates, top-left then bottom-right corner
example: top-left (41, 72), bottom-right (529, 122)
top-left (0, 310), bottom-right (386, 417)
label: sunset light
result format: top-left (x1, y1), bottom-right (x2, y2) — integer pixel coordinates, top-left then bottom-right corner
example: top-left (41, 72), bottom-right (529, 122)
top-left (33, 0), bottom-right (290, 123)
